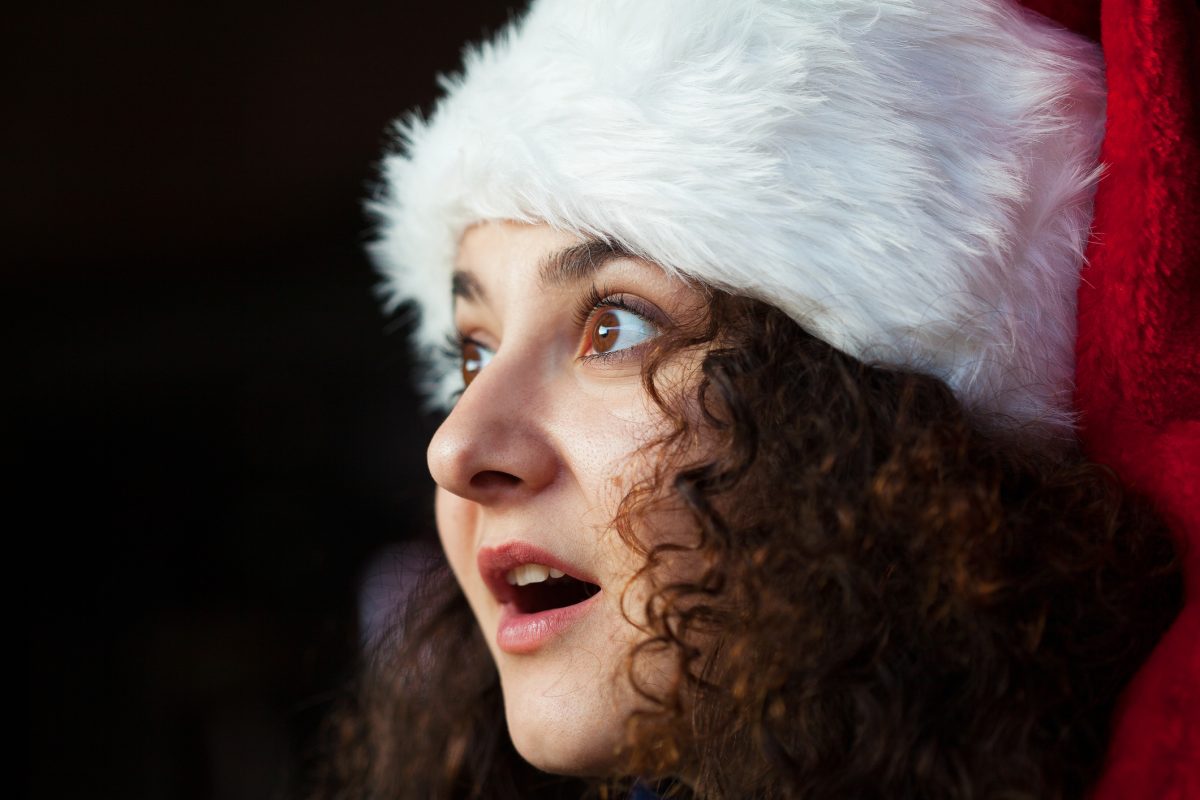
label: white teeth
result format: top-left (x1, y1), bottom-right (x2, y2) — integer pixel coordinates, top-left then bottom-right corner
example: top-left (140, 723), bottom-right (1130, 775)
top-left (515, 564), bottom-right (549, 586)
top-left (504, 563), bottom-right (563, 586)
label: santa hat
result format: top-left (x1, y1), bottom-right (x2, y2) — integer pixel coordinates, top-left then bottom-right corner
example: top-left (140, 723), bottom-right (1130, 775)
top-left (1023, 0), bottom-right (1199, 796)
top-left (370, 0), bottom-right (1108, 445)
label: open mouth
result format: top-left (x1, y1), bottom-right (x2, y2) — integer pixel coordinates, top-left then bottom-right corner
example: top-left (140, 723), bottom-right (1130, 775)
top-left (506, 564), bottom-right (601, 614)
top-left (481, 545), bottom-right (603, 653)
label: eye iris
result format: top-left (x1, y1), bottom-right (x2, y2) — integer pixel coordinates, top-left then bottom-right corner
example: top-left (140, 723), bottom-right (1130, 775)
top-left (461, 341), bottom-right (484, 386)
top-left (592, 311), bottom-right (621, 354)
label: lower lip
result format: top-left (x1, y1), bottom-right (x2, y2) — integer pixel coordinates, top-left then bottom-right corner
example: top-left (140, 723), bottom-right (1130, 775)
top-left (495, 592), bottom-right (602, 654)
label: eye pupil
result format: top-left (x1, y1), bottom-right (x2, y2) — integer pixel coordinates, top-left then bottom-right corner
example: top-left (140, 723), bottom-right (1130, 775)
top-left (592, 311), bottom-right (620, 353)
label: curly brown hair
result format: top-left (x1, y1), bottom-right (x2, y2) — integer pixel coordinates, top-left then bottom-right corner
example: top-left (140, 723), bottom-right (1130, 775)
top-left (311, 295), bottom-right (1181, 800)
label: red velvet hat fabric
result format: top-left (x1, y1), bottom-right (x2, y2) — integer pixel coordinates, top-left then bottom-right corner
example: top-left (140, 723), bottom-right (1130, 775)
top-left (1021, 0), bottom-right (1199, 795)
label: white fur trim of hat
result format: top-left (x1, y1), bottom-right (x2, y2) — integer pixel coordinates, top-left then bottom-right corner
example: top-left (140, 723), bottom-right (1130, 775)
top-left (369, 0), bottom-right (1106, 443)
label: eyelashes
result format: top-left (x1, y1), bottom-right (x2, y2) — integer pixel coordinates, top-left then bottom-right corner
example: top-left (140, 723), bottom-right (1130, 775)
top-left (450, 284), bottom-right (665, 388)
top-left (572, 283), bottom-right (662, 363)
top-left (571, 284), bottom-right (648, 331)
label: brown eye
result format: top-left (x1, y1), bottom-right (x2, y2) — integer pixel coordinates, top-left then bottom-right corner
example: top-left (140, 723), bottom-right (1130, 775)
top-left (586, 306), bottom-right (657, 357)
top-left (460, 340), bottom-right (493, 386)
top-left (591, 310), bottom-right (621, 354)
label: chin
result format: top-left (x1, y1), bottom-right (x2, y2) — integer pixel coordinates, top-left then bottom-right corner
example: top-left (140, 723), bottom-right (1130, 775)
top-left (499, 665), bottom-right (626, 777)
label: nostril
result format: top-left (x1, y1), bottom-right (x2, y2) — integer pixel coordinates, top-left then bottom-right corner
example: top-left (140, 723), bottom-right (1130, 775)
top-left (469, 470), bottom-right (521, 492)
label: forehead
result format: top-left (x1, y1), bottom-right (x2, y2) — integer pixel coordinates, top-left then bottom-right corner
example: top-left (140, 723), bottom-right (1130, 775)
top-left (453, 220), bottom-right (641, 304)
top-left (453, 219), bottom-right (710, 323)
top-left (454, 221), bottom-right (582, 289)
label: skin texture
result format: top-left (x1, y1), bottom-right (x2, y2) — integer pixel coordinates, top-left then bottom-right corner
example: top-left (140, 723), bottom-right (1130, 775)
top-left (426, 220), bottom-right (707, 775)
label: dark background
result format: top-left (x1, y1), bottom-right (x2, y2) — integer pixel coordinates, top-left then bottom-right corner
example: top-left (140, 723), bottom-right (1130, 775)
top-left (12, 3), bottom-right (517, 797)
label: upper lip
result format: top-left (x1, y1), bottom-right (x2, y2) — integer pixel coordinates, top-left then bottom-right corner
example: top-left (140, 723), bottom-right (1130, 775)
top-left (477, 541), bottom-right (599, 606)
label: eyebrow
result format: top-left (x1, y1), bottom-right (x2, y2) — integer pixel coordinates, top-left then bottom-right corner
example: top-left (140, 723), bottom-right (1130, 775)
top-left (451, 238), bottom-right (635, 303)
top-left (450, 270), bottom-right (486, 302)
top-left (538, 239), bottom-right (635, 288)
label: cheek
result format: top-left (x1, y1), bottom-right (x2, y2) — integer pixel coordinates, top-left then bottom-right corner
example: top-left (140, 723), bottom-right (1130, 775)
top-left (434, 487), bottom-right (477, 587)
top-left (552, 397), bottom-right (664, 512)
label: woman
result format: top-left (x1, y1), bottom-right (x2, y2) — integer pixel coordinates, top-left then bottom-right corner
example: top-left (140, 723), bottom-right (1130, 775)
top-left (316, 0), bottom-right (1198, 797)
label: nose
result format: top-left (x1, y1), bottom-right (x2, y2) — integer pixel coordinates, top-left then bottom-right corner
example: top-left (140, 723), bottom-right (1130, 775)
top-left (426, 354), bottom-right (559, 506)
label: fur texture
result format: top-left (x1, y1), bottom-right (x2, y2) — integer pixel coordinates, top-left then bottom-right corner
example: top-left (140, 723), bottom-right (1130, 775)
top-left (370, 0), bottom-right (1106, 442)
top-left (1052, 0), bottom-right (1200, 794)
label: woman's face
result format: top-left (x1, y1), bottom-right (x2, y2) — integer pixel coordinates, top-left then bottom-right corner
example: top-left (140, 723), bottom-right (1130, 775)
top-left (427, 220), bottom-right (708, 775)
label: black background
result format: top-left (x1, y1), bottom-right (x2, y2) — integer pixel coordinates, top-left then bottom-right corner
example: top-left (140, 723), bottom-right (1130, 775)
top-left (12, 3), bottom-right (517, 797)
